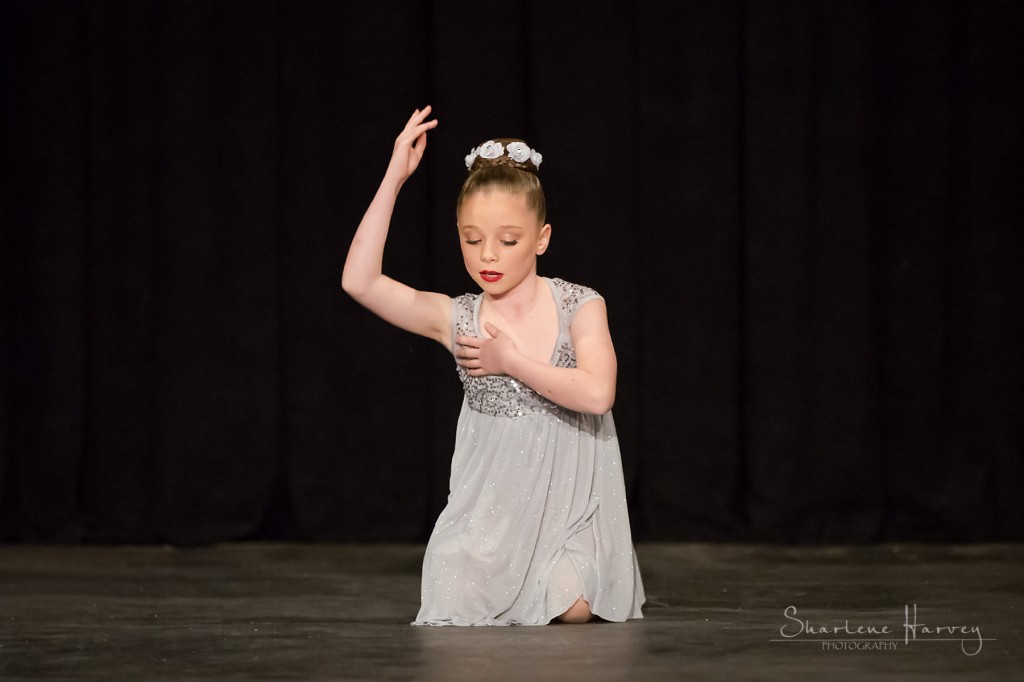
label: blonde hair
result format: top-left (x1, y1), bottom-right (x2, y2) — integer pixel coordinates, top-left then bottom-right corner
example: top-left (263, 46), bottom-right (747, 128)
top-left (457, 137), bottom-right (546, 224)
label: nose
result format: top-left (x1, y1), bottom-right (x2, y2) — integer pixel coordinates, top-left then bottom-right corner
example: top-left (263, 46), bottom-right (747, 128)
top-left (481, 241), bottom-right (498, 263)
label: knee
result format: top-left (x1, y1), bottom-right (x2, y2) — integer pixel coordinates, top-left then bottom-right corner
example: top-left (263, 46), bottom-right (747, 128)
top-left (556, 597), bottom-right (593, 624)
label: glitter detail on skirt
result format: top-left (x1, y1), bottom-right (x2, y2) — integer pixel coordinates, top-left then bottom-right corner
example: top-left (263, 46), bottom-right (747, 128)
top-left (412, 277), bottom-right (645, 626)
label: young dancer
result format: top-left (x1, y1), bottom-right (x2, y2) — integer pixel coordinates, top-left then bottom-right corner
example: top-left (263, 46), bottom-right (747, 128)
top-left (342, 106), bottom-right (644, 626)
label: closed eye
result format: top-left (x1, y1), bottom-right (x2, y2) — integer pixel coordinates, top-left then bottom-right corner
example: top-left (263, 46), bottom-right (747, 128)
top-left (502, 240), bottom-right (519, 247)
top-left (465, 239), bottom-right (481, 245)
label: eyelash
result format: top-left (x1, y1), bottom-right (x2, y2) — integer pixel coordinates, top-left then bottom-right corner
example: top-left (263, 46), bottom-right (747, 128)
top-left (464, 239), bottom-right (519, 247)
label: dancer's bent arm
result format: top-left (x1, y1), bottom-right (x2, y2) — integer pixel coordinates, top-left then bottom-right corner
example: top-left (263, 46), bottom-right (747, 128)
top-left (341, 107), bottom-right (450, 347)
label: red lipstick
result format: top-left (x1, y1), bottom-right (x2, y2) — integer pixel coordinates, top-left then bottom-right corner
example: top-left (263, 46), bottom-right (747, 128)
top-left (480, 271), bottom-right (503, 283)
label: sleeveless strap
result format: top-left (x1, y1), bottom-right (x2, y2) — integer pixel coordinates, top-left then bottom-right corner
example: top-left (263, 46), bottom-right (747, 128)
top-left (550, 278), bottom-right (604, 334)
top-left (451, 293), bottom-right (477, 350)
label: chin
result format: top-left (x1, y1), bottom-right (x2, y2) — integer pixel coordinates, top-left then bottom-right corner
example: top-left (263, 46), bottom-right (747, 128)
top-left (476, 280), bottom-right (501, 294)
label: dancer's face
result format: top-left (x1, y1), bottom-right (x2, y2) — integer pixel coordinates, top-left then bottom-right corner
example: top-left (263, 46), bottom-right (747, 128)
top-left (457, 190), bottom-right (551, 295)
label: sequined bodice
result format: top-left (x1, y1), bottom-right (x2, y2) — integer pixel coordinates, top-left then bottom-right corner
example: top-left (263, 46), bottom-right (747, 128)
top-left (451, 277), bottom-right (603, 418)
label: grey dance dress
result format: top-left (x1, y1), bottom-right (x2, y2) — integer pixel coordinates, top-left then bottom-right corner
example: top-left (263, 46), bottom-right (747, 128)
top-left (412, 277), bottom-right (645, 626)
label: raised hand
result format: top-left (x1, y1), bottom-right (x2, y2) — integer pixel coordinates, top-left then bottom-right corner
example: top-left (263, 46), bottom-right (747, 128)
top-left (456, 322), bottom-right (519, 377)
top-left (385, 106), bottom-right (439, 186)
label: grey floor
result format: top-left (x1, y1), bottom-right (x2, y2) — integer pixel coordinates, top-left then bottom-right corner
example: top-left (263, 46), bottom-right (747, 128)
top-left (0, 542), bottom-right (1021, 680)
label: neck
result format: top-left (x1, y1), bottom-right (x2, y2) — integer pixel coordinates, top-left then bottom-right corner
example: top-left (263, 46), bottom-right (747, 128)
top-left (485, 273), bottom-right (543, 321)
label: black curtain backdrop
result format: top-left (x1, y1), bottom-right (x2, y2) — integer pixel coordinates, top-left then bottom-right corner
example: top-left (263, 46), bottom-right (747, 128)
top-left (2, 1), bottom-right (1022, 545)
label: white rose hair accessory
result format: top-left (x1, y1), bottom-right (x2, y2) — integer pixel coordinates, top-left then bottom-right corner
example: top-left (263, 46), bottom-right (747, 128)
top-left (465, 139), bottom-right (543, 171)
top-left (506, 141), bottom-right (531, 163)
top-left (477, 140), bottom-right (504, 159)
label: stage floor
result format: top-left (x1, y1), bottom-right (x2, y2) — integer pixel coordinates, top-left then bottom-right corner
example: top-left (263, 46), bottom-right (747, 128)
top-left (0, 542), bottom-right (1020, 680)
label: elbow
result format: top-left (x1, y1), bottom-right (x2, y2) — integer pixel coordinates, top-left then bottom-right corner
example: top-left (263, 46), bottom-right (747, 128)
top-left (585, 387), bottom-right (615, 415)
top-left (340, 270), bottom-right (363, 299)
top-left (341, 261), bottom-right (380, 301)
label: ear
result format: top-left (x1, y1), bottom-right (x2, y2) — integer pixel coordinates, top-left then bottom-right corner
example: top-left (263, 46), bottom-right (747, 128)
top-left (536, 223), bottom-right (552, 255)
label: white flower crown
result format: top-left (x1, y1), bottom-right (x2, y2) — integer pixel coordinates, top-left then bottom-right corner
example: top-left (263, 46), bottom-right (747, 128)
top-left (465, 140), bottom-right (543, 170)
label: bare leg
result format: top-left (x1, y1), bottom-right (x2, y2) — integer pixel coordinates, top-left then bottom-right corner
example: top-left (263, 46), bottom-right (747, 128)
top-left (556, 596), bottom-right (593, 624)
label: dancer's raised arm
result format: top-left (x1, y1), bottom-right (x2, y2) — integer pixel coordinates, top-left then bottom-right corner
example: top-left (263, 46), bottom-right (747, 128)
top-left (341, 106), bottom-right (451, 347)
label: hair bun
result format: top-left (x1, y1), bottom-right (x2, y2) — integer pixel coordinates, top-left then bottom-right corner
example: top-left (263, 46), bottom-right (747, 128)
top-left (465, 138), bottom-right (543, 174)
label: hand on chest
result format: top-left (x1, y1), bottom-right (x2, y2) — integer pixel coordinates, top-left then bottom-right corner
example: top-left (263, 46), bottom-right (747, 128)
top-left (478, 285), bottom-right (561, 365)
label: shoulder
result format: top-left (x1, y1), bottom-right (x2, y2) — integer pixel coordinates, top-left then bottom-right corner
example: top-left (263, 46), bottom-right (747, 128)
top-left (450, 292), bottom-right (479, 337)
top-left (451, 292), bottom-right (480, 321)
top-left (452, 291), bottom-right (479, 307)
top-left (548, 277), bottom-right (605, 325)
top-left (550, 276), bottom-right (599, 295)
top-left (549, 277), bottom-right (604, 307)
